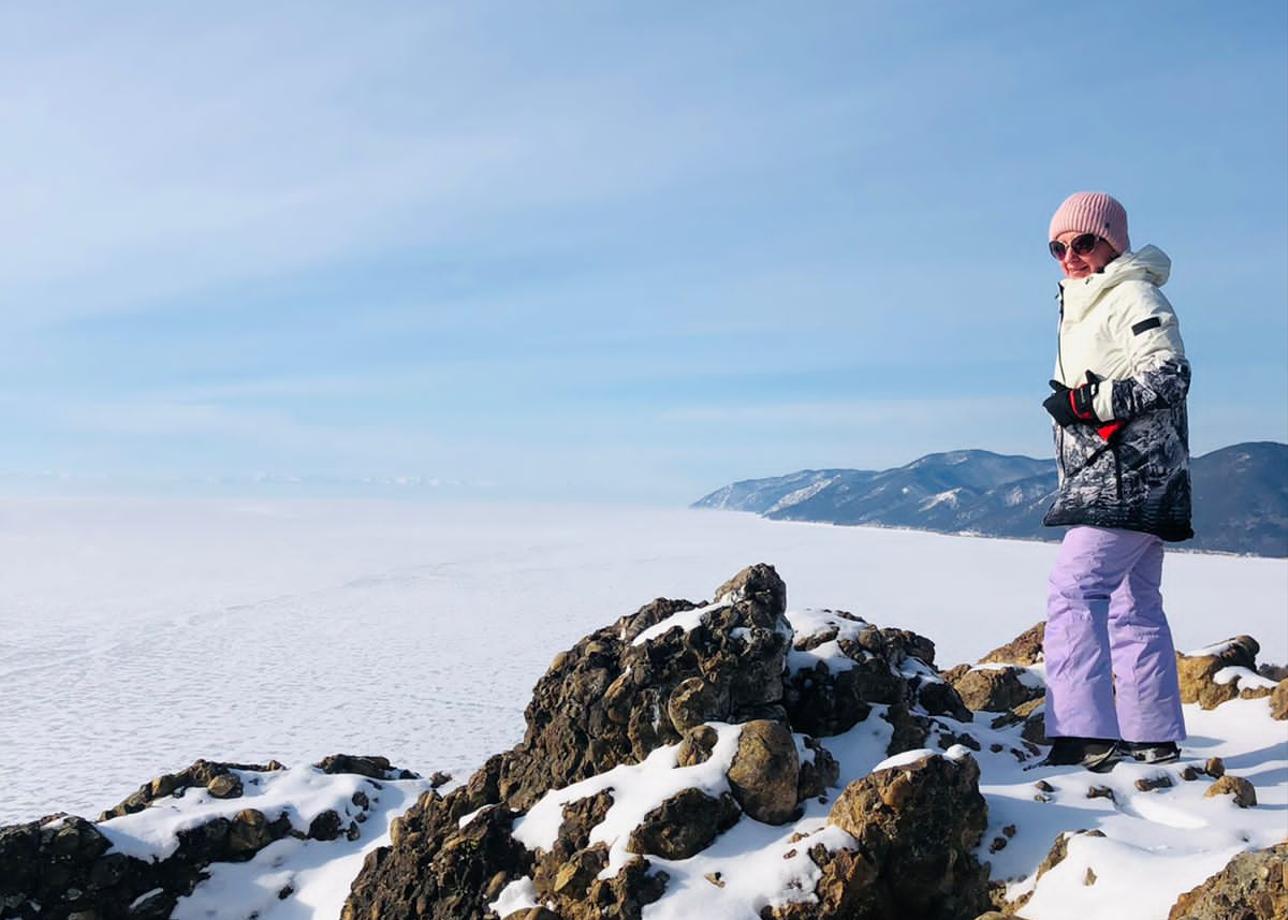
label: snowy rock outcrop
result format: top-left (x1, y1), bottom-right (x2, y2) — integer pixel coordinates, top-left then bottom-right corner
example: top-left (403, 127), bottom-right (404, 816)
top-left (1166, 842), bottom-right (1287, 919)
top-left (341, 564), bottom-right (1004, 920)
top-left (499, 562), bottom-right (795, 811)
top-left (0, 756), bottom-right (427, 920)
top-left (1176, 635), bottom-right (1283, 711)
top-left (761, 751), bottom-right (991, 920)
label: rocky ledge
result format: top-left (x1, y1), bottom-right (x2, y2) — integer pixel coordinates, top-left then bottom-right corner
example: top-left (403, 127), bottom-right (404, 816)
top-left (1, 756), bottom-right (429, 920)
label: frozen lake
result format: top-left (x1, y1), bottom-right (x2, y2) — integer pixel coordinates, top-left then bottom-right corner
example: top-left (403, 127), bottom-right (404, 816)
top-left (2, 498), bottom-right (1284, 825)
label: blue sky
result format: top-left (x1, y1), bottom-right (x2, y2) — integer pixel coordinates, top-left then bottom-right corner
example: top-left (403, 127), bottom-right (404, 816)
top-left (2, 2), bottom-right (1285, 502)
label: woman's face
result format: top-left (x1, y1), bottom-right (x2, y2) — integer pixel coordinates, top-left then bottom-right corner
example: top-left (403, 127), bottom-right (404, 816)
top-left (1054, 230), bottom-right (1119, 279)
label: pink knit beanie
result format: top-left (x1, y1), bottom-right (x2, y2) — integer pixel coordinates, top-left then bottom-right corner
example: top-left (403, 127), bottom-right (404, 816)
top-left (1048, 191), bottom-right (1130, 255)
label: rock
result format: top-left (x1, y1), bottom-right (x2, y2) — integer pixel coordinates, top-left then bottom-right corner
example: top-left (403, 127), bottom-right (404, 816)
top-left (883, 699), bottom-right (933, 756)
top-left (936, 726), bottom-right (982, 753)
top-left (522, 787), bottom-right (669, 918)
top-left (1260, 662), bottom-right (1288, 681)
top-left (313, 754), bottom-right (418, 780)
top-left (1205, 757), bottom-right (1226, 778)
top-left (715, 563), bottom-right (787, 610)
top-left (764, 844), bottom-right (888, 920)
top-left (667, 677), bottom-right (730, 733)
top-left (823, 753), bottom-right (991, 920)
top-left (797, 737), bottom-right (840, 801)
top-left (0, 775), bottom-right (309, 920)
top-left (676, 724), bottom-right (720, 767)
top-left (552, 845), bottom-right (608, 898)
top-left (626, 788), bottom-right (740, 860)
top-left (915, 678), bottom-right (974, 722)
top-left (1176, 636), bottom-right (1263, 710)
top-left (1034, 780), bottom-right (1054, 792)
top-left (784, 659), bottom-right (876, 737)
top-left (492, 564), bottom-right (793, 811)
top-left (429, 770), bottom-right (452, 788)
top-left (784, 620), bottom-right (943, 740)
top-left (1203, 775), bottom-right (1257, 808)
top-left (206, 773), bottom-right (243, 799)
top-left (988, 696), bottom-right (1048, 746)
top-left (977, 622), bottom-right (1046, 666)
top-left (0, 816), bottom-right (110, 909)
top-left (940, 663), bottom-right (971, 685)
top-left (1085, 785), bottom-right (1114, 801)
top-left (1167, 842), bottom-right (1287, 919)
top-left (727, 720), bottom-right (801, 825)
top-left (97, 758), bottom-right (282, 821)
top-left (529, 791), bottom-right (614, 900)
top-left (342, 789), bottom-right (531, 920)
top-left (228, 809), bottom-right (291, 855)
top-left (951, 665), bottom-right (1043, 713)
top-left (1271, 680), bottom-right (1288, 721)
top-left (1018, 700), bottom-right (1049, 745)
top-left (1181, 765), bottom-right (1203, 781)
top-left (1135, 773), bottom-right (1174, 792)
top-left (307, 810), bottom-right (343, 842)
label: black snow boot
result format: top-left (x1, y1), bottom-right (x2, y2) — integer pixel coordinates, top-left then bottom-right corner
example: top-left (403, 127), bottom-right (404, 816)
top-left (1035, 737), bottom-right (1123, 773)
top-left (1124, 741), bottom-right (1181, 764)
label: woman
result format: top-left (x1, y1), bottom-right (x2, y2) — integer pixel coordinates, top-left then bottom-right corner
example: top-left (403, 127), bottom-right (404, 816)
top-left (1038, 191), bottom-right (1192, 771)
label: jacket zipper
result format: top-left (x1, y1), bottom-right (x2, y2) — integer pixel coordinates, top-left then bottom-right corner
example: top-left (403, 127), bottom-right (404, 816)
top-left (1056, 285), bottom-right (1066, 480)
top-left (1056, 283), bottom-right (1067, 382)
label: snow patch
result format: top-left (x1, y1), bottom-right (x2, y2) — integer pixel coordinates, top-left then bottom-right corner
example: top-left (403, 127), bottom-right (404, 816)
top-left (972, 662), bottom-right (1047, 690)
top-left (631, 600), bottom-right (728, 646)
top-left (766, 478), bottom-right (837, 515)
top-left (1213, 666), bottom-right (1279, 691)
top-left (872, 748), bottom-right (939, 772)
top-left (920, 488), bottom-right (962, 510)
top-left (489, 876), bottom-right (540, 916)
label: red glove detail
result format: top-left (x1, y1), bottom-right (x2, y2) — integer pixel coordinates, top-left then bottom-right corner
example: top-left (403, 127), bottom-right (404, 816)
top-left (1068, 390), bottom-right (1096, 422)
top-left (1097, 420), bottom-right (1126, 441)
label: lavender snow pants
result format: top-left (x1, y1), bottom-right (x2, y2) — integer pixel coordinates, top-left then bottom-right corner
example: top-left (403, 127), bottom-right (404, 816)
top-left (1045, 526), bottom-right (1186, 743)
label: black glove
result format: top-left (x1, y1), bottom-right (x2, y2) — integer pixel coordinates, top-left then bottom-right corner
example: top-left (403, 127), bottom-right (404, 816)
top-left (1043, 377), bottom-right (1100, 427)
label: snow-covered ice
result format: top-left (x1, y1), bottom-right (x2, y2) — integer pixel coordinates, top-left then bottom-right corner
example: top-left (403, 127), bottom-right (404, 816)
top-left (1, 498), bottom-right (1284, 826)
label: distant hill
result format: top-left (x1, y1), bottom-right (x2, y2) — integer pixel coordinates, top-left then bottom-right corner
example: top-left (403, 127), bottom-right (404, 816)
top-left (692, 441), bottom-right (1288, 557)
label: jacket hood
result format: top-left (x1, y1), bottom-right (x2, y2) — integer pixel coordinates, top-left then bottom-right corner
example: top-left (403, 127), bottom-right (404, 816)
top-left (1062, 244), bottom-right (1171, 294)
top-left (1103, 244), bottom-right (1170, 287)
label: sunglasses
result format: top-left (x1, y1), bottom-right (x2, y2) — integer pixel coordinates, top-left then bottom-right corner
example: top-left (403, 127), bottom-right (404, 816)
top-left (1048, 233), bottom-right (1101, 260)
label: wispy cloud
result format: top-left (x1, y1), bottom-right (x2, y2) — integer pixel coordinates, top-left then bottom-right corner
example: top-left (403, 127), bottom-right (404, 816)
top-left (0, 3), bottom-right (1283, 500)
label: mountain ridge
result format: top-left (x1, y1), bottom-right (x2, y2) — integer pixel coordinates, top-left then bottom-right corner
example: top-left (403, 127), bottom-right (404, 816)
top-left (692, 441), bottom-right (1288, 557)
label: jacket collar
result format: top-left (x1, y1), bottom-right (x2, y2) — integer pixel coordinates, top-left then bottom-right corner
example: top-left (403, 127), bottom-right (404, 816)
top-left (1059, 245), bottom-right (1171, 320)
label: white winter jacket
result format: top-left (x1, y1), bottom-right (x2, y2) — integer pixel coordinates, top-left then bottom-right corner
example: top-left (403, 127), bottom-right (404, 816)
top-left (1044, 245), bottom-right (1194, 541)
top-left (1053, 245), bottom-right (1186, 419)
